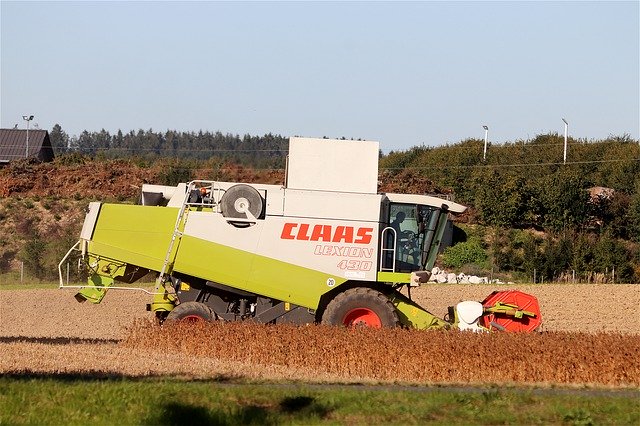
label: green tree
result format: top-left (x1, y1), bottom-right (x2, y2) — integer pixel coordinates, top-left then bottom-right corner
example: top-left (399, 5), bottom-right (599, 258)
top-left (49, 124), bottom-right (69, 155)
top-left (629, 179), bottom-right (640, 243)
top-left (571, 233), bottom-right (595, 272)
top-left (521, 233), bottom-right (541, 281)
top-left (473, 170), bottom-right (529, 227)
top-left (592, 232), bottom-right (633, 282)
top-left (590, 192), bottom-right (631, 239)
top-left (536, 170), bottom-right (590, 232)
top-left (538, 235), bottom-right (573, 281)
top-left (490, 229), bottom-right (529, 272)
top-left (19, 236), bottom-right (46, 279)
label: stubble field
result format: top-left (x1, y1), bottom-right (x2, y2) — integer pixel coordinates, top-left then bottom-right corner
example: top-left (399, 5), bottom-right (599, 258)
top-left (1, 284), bottom-right (639, 388)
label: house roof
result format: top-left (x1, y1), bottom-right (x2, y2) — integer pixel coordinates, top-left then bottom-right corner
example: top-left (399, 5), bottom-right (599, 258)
top-left (0, 129), bottom-right (52, 162)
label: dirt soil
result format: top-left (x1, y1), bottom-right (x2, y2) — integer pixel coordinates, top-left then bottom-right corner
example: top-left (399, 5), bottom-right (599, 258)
top-left (0, 159), bottom-right (156, 199)
top-left (1, 285), bottom-right (638, 388)
top-left (0, 158), bottom-right (446, 200)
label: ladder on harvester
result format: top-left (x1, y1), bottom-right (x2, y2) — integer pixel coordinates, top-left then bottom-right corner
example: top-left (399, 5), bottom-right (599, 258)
top-left (154, 180), bottom-right (223, 293)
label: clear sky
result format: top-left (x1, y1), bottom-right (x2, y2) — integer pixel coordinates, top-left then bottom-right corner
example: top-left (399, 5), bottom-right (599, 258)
top-left (1, 1), bottom-right (638, 152)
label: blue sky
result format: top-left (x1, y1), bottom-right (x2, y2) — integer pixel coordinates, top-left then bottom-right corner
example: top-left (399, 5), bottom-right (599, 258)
top-left (1, 1), bottom-right (638, 152)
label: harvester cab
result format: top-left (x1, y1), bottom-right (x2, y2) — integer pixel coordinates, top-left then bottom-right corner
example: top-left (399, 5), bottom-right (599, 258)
top-left (59, 137), bottom-right (541, 332)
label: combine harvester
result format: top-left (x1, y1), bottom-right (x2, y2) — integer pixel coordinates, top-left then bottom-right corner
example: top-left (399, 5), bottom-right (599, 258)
top-left (59, 137), bottom-right (541, 332)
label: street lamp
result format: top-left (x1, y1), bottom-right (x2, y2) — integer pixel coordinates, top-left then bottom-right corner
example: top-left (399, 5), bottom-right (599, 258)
top-left (482, 125), bottom-right (489, 161)
top-left (562, 118), bottom-right (568, 164)
top-left (22, 115), bottom-right (34, 158)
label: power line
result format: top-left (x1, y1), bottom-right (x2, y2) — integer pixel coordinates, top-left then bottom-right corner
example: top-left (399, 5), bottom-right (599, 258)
top-left (113, 157), bottom-right (640, 172)
top-left (384, 158), bottom-right (640, 171)
top-left (383, 140), bottom-right (640, 153)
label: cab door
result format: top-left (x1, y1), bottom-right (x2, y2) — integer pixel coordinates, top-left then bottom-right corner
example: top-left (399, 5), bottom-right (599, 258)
top-left (380, 202), bottom-right (442, 273)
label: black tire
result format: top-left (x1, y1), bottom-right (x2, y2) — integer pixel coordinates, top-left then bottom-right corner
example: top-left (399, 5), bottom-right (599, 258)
top-left (220, 184), bottom-right (264, 219)
top-left (165, 301), bottom-right (214, 323)
top-left (321, 287), bottom-right (399, 328)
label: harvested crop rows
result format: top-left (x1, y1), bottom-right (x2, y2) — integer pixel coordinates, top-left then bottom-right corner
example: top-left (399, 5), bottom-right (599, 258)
top-left (1, 285), bottom-right (639, 388)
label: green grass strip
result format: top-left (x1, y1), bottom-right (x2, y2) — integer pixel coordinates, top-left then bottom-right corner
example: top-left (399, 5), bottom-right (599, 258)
top-left (0, 376), bottom-right (638, 425)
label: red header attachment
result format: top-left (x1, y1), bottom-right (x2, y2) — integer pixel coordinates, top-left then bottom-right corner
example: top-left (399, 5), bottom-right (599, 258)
top-left (480, 290), bottom-right (542, 332)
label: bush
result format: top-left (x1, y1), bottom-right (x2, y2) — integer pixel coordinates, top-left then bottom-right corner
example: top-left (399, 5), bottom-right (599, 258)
top-left (54, 152), bottom-right (87, 166)
top-left (19, 237), bottom-right (46, 279)
top-left (442, 238), bottom-right (488, 269)
top-left (490, 228), bottom-right (531, 272)
top-left (158, 165), bottom-right (192, 186)
top-left (494, 230), bottom-right (637, 283)
top-left (629, 180), bottom-right (640, 243)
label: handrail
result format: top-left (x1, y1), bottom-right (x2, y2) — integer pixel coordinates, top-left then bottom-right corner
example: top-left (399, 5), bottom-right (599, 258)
top-left (60, 284), bottom-right (164, 295)
top-left (379, 227), bottom-right (397, 272)
top-left (58, 240), bottom-right (165, 295)
top-left (58, 241), bottom-right (80, 288)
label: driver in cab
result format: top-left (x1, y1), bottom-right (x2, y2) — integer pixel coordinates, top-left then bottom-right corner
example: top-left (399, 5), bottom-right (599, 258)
top-left (390, 211), bottom-right (406, 240)
top-left (389, 211), bottom-right (420, 266)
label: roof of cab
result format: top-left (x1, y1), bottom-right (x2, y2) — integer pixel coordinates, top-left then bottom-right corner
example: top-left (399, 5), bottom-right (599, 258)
top-left (383, 193), bottom-right (467, 213)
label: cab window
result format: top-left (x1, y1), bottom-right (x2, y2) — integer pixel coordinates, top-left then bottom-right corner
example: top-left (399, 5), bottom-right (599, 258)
top-left (383, 203), bottom-right (436, 272)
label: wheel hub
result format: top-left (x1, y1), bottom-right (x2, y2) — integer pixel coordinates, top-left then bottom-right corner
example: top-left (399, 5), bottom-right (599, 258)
top-left (343, 308), bottom-right (382, 328)
top-left (181, 314), bottom-right (205, 323)
top-left (234, 197), bottom-right (249, 213)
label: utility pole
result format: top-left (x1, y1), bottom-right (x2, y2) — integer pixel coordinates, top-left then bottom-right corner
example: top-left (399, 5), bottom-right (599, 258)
top-left (562, 118), bottom-right (568, 164)
top-left (482, 125), bottom-right (489, 161)
top-left (22, 115), bottom-right (34, 158)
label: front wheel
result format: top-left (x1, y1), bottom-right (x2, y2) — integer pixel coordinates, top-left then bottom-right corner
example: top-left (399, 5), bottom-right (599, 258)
top-left (165, 301), bottom-right (214, 323)
top-left (321, 287), bottom-right (399, 328)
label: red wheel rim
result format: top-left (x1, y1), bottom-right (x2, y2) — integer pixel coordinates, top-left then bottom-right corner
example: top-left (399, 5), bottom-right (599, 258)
top-left (343, 308), bottom-right (382, 328)
top-left (181, 315), bottom-right (205, 323)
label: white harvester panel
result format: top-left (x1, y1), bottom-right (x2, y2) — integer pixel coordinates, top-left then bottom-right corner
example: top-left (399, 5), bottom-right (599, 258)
top-left (286, 137), bottom-right (379, 194)
top-left (283, 189), bottom-right (382, 222)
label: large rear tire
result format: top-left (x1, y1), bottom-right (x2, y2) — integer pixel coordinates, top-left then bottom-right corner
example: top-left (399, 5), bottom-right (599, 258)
top-left (321, 288), bottom-right (399, 328)
top-left (166, 301), bottom-right (214, 323)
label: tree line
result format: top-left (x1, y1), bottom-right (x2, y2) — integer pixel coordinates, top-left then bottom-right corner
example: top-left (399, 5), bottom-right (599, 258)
top-left (380, 134), bottom-right (640, 234)
top-left (49, 124), bottom-right (289, 168)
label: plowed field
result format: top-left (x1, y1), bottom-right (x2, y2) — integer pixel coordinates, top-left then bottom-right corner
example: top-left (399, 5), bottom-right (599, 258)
top-left (1, 284), bottom-right (639, 388)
